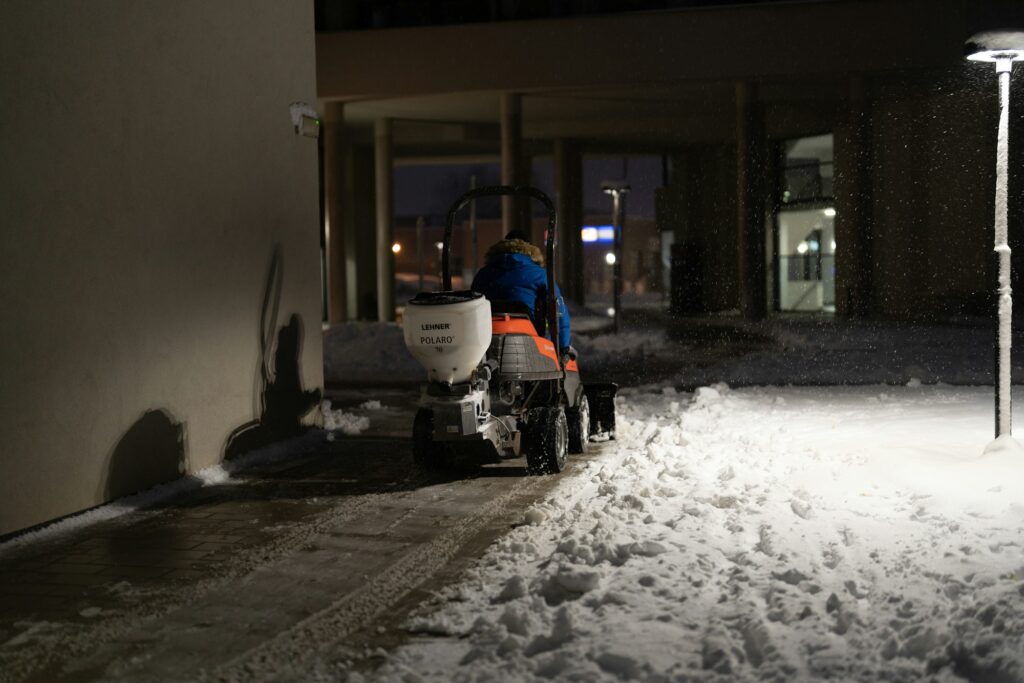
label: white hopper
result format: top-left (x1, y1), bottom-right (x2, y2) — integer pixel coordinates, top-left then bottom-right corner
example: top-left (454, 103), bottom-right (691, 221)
top-left (403, 292), bottom-right (492, 385)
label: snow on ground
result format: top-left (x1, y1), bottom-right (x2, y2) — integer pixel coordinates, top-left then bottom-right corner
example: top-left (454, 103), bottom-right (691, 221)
top-left (323, 322), bottom-right (672, 385)
top-left (370, 384), bottom-right (1024, 682)
top-left (322, 400), bottom-right (371, 437)
top-left (681, 319), bottom-right (1022, 388)
top-left (323, 316), bottom-right (1024, 388)
top-left (573, 328), bottom-right (676, 363)
top-left (324, 323), bottom-right (421, 384)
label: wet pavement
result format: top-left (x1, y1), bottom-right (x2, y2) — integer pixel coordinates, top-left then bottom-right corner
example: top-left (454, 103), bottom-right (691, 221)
top-left (0, 389), bottom-right (604, 682)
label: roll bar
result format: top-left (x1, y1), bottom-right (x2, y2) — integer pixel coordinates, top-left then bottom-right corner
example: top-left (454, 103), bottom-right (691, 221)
top-left (443, 185), bottom-right (560, 356)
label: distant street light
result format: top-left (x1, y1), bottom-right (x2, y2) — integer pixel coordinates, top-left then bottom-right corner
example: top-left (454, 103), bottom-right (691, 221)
top-left (391, 242), bottom-right (402, 254)
top-left (965, 30), bottom-right (1024, 443)
top-left (601, 180), bottom-right (631, 334)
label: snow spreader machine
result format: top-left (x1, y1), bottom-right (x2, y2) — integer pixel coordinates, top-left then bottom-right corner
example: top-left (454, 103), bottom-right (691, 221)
top-left (403, 186), bottom-right (617, 474)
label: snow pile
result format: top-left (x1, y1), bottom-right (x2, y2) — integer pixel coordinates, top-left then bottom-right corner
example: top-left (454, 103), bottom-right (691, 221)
top-left (573, 329), bottom-right (677, 365)
top-left (323, 322), bottom-right (676, 386)
top-left (323, 317), bottom-right (1024, 388)
top-left (374, 385), bottom-right (1024, 682)
top-left (321, 400), bottom-right (370, 437)
top-left (323, 322), bottom-right (420, 385)
top-left (681, 319), bottom-right (1024, 388)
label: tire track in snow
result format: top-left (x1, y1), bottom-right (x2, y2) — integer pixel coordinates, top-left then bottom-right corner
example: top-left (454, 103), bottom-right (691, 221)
top-left (203, 475), bottom-right (551, 683)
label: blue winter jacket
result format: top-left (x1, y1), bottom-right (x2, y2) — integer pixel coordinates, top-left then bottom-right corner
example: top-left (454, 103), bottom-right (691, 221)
top-left (471, 241), bottom-right (571, 350)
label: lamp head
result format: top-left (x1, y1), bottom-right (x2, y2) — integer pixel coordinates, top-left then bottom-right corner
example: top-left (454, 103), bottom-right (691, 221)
top-left (965, 30), bottom-right (1024, 64)
top-left (601, 179), bottom-right (632, 196)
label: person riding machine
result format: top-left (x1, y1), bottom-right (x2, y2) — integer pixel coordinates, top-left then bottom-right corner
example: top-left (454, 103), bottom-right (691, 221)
top-left (402, 185), bottom-right (617, 474)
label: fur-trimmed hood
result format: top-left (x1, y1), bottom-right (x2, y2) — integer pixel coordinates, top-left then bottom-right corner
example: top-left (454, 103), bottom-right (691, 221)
top-left (485, 238), bottom-right (544, 266)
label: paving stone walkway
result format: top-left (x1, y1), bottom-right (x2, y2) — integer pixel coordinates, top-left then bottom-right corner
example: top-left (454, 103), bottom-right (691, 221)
top-left (0, 391), bottom-right (595, 682)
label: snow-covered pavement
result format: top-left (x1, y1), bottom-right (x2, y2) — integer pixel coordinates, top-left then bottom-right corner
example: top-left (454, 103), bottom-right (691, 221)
top-left (372, 384), bottom-right (1024, 682)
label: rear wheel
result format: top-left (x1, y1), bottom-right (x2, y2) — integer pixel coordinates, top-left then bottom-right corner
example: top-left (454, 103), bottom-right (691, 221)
top-left (412, 408), bottom-right (446, 470)
top-left (523, 407), bottom-right (568, 475)
top-left (567, 395), bottom-right (590, 454)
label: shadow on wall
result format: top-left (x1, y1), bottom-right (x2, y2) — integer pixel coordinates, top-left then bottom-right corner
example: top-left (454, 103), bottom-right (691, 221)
top-left (104, 409), bottom-right (186, 499)
top-left (225, 246), bottom-right (321, 460)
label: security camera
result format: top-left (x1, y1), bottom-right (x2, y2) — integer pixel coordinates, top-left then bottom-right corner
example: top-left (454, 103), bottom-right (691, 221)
top-left (289, 101), bottom-right (321, 138)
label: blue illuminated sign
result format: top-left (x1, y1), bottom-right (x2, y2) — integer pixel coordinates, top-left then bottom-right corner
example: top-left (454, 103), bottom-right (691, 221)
top-left (581, 225), bottom-right (615, 243)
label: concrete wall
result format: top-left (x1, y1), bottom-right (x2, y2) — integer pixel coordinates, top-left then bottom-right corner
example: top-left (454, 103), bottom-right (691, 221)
top-left (317, 0), bottom-right (968, 100)
top-left (0, 1), bottom-right (323, 535)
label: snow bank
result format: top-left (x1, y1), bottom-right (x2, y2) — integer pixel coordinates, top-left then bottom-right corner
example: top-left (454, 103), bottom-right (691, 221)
top-left (373, 385), bottom-right (1024, 682)
top-left (323, 322), bottom-right (420, 385)
top-left (681, 319), bottom-right (1024, 388)
top-left (322, 400), bottom-right (370, 438)
top-left (573, 328), bottom-right (676, 365)
top-left (324, 317), bottom-right (1023, 388)
top-left (323, 321), bottom-right (674, 386)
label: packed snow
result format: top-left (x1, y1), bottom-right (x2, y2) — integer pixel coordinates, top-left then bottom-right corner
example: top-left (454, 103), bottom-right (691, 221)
top-left (369, 384), bottom-right (1024, 682)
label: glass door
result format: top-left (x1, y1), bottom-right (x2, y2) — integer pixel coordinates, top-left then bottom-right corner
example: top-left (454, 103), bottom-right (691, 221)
top-left (776, 134), bottom-right (835, 313)
top-left (778, 207), bottom-right (835, 312)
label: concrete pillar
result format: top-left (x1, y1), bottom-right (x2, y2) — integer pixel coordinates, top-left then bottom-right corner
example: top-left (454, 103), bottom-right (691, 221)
top-left (342, 142), bottom-right (359, 319)
top-left (350, 144), bottom-right (377, 319)
top-left (500, 93), bottom-right (524, 237)
top-left (374, 118), bottom-right (394, 321)
top-left (321, 101), bottom-right (347, 324)
top-left (735, 81), bottom-right (768, 320)
top-left (834, 75), bottom-right (874, 318)
top-left (554, 139), bottom-right (585, 305)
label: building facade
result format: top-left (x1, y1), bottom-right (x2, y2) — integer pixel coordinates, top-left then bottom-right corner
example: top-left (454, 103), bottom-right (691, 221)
top-left (316, 0), bottom-right (1024, 322)
top-left (1, 1), bottom-right (323, 535)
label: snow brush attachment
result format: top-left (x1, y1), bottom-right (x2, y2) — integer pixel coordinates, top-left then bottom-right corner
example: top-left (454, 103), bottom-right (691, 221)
top-left (584, 382), bottom-right (618, 440)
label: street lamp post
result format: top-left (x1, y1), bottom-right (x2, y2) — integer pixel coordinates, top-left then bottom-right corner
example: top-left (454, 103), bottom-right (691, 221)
top-left (965, 31), bottom-right (1024, 441)
top-left (416, 215), bottom-right (425, 291)
top-left (602, 180), bottom-right (631, 334)
top-left (469, 174), bottom-right (478, 274)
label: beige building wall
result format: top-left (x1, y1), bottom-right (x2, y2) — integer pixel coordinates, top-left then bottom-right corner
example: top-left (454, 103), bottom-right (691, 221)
top-left (0, 1), bottom-right (323, 535)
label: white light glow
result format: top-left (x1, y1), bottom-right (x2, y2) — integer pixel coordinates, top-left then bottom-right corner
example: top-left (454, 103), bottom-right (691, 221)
top-left (391, 242), bottom-right (402, 254)
top-left (823, 207), bottom-right (837, 218)
top-left (581, 226), bottom-right (615, 243)
top-left (831, 240), bottom-right (837, 251)
top-left (796, 242), bottom-right (809, 255)
top-left (966, 49), bottom-right (1024, 64)
top-left (605, 252), bottom-right (617, 265)
top-left (606, 307), bottom-right (615, 317)
top-left (435, 241), bottom-right (444, 250)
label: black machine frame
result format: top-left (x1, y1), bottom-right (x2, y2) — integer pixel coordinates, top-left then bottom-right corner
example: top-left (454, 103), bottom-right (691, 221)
top-left (442, 184), bottom-right (562, 366)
